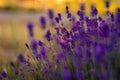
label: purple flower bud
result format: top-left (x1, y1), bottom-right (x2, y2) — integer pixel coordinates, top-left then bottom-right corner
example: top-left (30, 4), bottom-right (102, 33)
top-left (27, 22), bottom-right (34, 37)
top-left (38, 40), bottom-right (44, 46)
top-left (63, 66), bottom-right (72, 80)
top-left (77, 10), bottom-right (84, 20)
top-left (55, 17), bottom-right (59, 23)
top-left (76, 71), bottom-right (84, 79)
top-left (58, 13), bottom-right (62, 20)
top-left (1, 71), bottom-right (7, 78)
top-left (48, 9), bottom-right (54, 19)
top-left (67, 13), bottom-right (72, 18)
top-left (55, 27), bottom-right (60, 35)
top-left (15, 71), bottom-right (19, 75)
top-left (10, 61), bottom-right (15, 67)
top-left (105, 0), bottom-right (110, 8)
top-left (17, 53), bottom-right (25, 62)
top-left (66, 6), bottom-right (69, 13)
top-left (99, 23), bottom-right (109, 37)
top-left (39, 16), bottom-right (46, 29)
top-left (30, 39), bottom-right (38, 51)
top-left (110, 13), bottom-right (114, 21)
top-left (115, 8), bottom-right (120, 24)
top-left (61, 27), bottom-right (67, 34)
top-left (80, 3), bottom-right (85, 11)
top-left (91, 5), bottom-right (98, 16)
top-left (45, 30), bottom-right (52, 41)
top-left (40, 46), bottom-right (46, 59)
top-left (86, 48), bottom-right (92, 58)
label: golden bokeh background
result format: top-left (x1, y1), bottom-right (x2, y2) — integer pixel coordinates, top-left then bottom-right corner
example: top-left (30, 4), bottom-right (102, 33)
top-left (0, 0), bottom-right (120, 13)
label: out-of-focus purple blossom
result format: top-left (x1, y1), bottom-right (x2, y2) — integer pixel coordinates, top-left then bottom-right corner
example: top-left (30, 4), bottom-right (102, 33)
top-left (15, 71), bottom-right (19, 75)
top-left (76, 71), bottom-right (84, 79)
top-left (55, 17), bottom-right (60, 23)
top-left (59, 42), bottom-right (70, 51)
top-left (66, 6), bottom-right (69, 13)
top-left (99, 23), bottom-right (109, 37)
top-left (10, 61), bottom-right (15, 67)
top-left (86, 48), bottom-right (92, 58)
top-left (91, 5), bottom-right (98, 16)
top-left (38, 40), bottom-right (44, 47)
top-left (100, 71), bottom-right (109, 80)
top-left (77, 10), bottom-right (84, 20)
top-left (63, 66), bottom-right (72, 80)
top-left (17, 53), bottom-right (25, 63)
top-left (104, 0), bottom-right (110, 8)
top-left (80, 3), bottom-right (85, 11)
top-left (74, 46), bottom-right (82, 57)
top-left (67, 12), bottom-right (72, 18)
top-left (48, 9), bottom-right (54, 19)
top-left (1, 71), bottom-right (7, 78)
top-left (55, 27), bottom-right (60, 35)
top-left (27, 22), bottom-right (34, 37)
top-left (58, 13), bottom-right (62, 21)
top-left (30, 39), bottom-right (38, 52)
top-left (40, 46), bottom-right (47, 59)
top-left (39, 16), bottom-right (46, 29)
top-left (61, 27), bottom-right (68, 34)
top-left (45, 30), bottom-right (52, 41)
top-left (115, 8), bottom-right (120, 24)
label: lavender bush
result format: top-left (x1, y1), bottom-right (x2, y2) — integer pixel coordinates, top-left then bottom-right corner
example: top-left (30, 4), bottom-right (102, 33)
top-left (1, 2), bottom-right (120, 80)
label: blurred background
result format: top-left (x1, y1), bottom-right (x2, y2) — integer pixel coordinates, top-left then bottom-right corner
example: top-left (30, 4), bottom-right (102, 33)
top-left (0, 0), bottom-right (120, 66)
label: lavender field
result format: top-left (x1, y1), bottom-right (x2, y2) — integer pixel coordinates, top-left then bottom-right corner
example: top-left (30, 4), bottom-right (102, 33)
top-left (0, 0), bottom-right (120, 80)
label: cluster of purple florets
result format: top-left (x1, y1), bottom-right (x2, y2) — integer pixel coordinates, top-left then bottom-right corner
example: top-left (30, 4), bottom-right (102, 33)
top-left (1, 1), bottom-right (120, 80)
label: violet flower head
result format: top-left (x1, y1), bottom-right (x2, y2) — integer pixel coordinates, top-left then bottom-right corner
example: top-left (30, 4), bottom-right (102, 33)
top-left (39, 16), bottom-right (46, 29)
top-left (77, 10), bottom-right (84, 20)
top-left (38, 40), bottom-right (44, 47)
top-left (105, 0), bottom-right (110, 8)
top-left (66, 6), bottom-right (69, 13)
top-left (91, 5), bottom-right (98, 16)
top-left (55, 17), bottom-right (60, 23)
top-left (76, 71), bottom-right (84, 79)
top-left (10, 61), bottom-right (15, 67)
top-left (80, 3), bottom-right (85, 11)
top-left (27, 22), bottom-right (34, 37)
top-left (45, 30), bottom-right (52, 41)
top-left (17, 53), bottom-right (25, 63)
top-left (58, 13), bottom-right (62, 20)
top-left (1, 71), bottom-right (7, 78)
top-left (63, 66), bottom-right (72, 80)
top-left (115, 8), bottom-right (120, 24)
top-left (99, 23), bottom-right (109, 37)
top-left (67, 12), bottom-right (72, 18)
top-left (48, 9), bottom-right (54, 19)
top-left (30, 39), bottom-right (38, 51)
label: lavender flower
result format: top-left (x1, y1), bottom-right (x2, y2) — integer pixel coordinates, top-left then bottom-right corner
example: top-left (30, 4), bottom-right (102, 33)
top-left (39, 16), bottom-right (46, 29)
top-left (27, 22), bottom-right (34, 37)
top-left (17, 53), bottom-right (25, 63)
top-left (104, 0), bottom-right (110, 8)
top-left (30, 39), bottom-right (38, 52)
top-left (91, 5), bottom-right (98, 16)
top-left (45, 30), bottom-right (52, 41)
top-left (1, 71), bottom-right (7, 78)
top-left (48, 9), bottom-right (54, 19)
